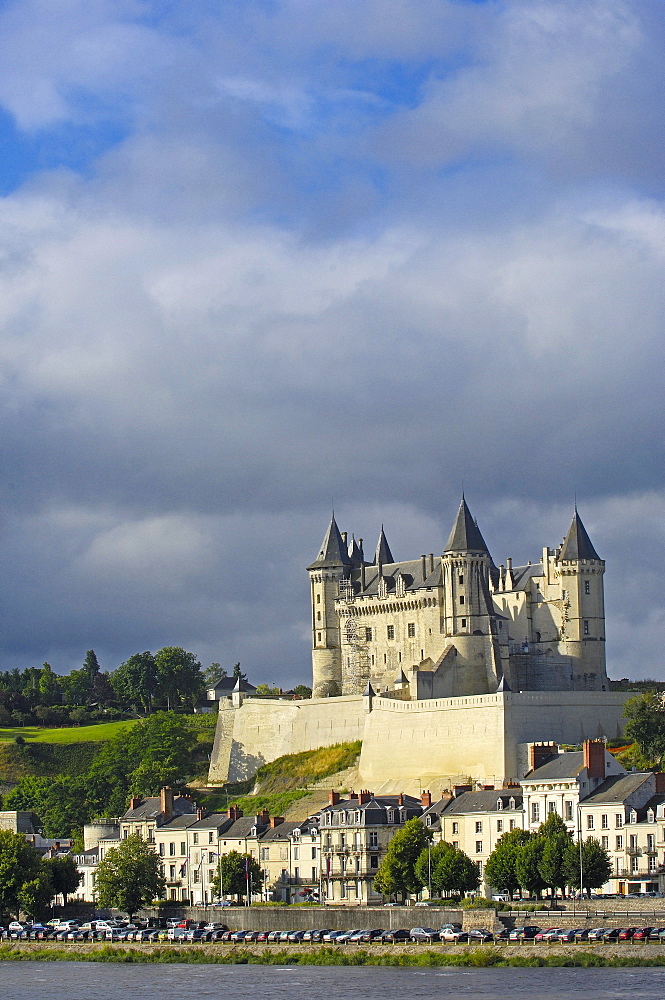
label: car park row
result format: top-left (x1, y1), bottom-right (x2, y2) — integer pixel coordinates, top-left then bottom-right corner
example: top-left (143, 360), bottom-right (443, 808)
top-left (8, 919), bottom-right (665, 945)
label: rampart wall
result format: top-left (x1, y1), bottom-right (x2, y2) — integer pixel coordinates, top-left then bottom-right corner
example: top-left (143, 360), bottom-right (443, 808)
top-left (208, 691), bottom-right (631, 789)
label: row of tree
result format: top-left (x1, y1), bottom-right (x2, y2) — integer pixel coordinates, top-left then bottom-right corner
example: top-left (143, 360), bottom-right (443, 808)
top-left (0, 651), bottom-right (246, 725)
top-left (372, 813), bottom-right (613, 902)
top-left (3, 712), bottom-right (205, 836)
top-left (0, 831), bottom-right (82, 918)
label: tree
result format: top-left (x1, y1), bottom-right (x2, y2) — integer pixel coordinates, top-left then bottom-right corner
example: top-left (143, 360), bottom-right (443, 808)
top-left (415, 840), bottom-right (479, 897)
top-left (485, 828), bottom-right (532, 898)
top-left (5, 775), bottom-right (91, 839)
top-left (255, 684), bottom-right (280, 697)
top-left (537, 812), bottom-right (573, 899)
top-left (83, 650), bottom-right (101, 684)
top-left (292, 685), bottom-right (312, 699)
top-left (38, 662), bottom-right (61, 706)
top-left (515, 836), bottom-right (547, 898)
top-left (232, 663), bottom-right (247, 681)
top-left (154, 647), bottom-right (203, 711)
top-left (91, 672), bottom-right (115, 707)
top-left (95, 833), bottom-right (165, 920)
top-left (111, 652), bottom-right (158, 713)
top-left (373, 818), bottom-right (431, 902)
top-left (203, 663), bottom-right (226, 689)
top-left (211, 850), bottom-right (264, 902)
top-left (624, 692), bottom-right (665, 768)
top-left (61, 668), bottom-right (93, 707)
top-left (45, 854), bottom-right (83, 905)
top-left (18, 869), bottom-right (55, 918)
top-left (565, 837), bottom-right (613, 895)
top-left (0, 830), bottom-right (43, 916)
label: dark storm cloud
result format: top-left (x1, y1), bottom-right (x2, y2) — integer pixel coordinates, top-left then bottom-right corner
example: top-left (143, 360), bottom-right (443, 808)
top-left (0, 0), bottom-right (663, 682)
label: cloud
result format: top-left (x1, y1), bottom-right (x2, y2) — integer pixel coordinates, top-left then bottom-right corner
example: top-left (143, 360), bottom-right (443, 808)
top-left (0, 0), bottom-right (662, 686)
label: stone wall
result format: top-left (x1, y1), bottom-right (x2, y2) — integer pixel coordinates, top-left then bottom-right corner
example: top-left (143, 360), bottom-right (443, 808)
top-left (208, 690), bottom-right (631, 790)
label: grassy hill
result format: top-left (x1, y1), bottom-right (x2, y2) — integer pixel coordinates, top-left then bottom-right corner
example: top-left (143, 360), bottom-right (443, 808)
top-left (201, 741), bottom-right (362, 818)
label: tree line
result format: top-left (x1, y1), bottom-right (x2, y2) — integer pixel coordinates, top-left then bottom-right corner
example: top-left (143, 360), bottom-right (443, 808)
top-left (3, 712), bottom-right (204, 838)
top-left (0, 650), bottom-right (242, 727)
top-left (372, 813), bottom-right (612, 902)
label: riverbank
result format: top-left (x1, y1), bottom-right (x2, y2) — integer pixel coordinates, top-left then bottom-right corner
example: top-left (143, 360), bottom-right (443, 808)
top-left (4, 942), bottom-right (665, 967)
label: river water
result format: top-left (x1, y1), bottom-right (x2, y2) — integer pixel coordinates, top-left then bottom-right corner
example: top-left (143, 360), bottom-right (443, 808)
top-left (2, 962), bottom-right (665, 999)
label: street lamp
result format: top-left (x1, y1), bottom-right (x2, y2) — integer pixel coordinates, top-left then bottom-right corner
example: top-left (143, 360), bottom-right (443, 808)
top-left (577, 803), bottom-right (584, 900)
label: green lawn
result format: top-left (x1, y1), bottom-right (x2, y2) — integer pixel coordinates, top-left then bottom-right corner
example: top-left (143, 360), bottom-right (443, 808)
top-left (0, 720), bottom-right (137, 743)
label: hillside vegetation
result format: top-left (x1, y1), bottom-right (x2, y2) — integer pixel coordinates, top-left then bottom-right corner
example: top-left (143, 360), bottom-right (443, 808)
top-left (202, 741), bottom-right (362, 818)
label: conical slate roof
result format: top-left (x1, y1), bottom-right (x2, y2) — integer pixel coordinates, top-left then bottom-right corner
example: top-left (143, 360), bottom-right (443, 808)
top-left (559, 509), bottom-right (601, 561)
top-left (374, 525), bottom-right (394, 565)
top-left (308, 515), bottom-right (353, 570)
top-left (444, 497), bottom-right (490, 554)
top-left (348, 535), bottom-right (364, 566)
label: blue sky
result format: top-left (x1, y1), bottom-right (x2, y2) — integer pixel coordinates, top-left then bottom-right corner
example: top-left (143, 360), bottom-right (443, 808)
top-left (0, 0), bottom-right (663, 684)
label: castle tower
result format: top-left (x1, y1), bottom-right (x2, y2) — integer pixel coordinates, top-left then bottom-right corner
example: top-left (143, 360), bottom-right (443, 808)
top-left (308, 514), bottom-right (352, 698)
top-left (440, 497), bottom-right (503, 693)
top-left (555, 508), bottom-right (607, 688)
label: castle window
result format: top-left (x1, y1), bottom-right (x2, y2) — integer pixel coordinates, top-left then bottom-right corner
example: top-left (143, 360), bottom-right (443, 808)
top-left (407, 623), bottom-right (415, 638)
top-left (459, 595), bottom-right (465, 605)
top-left (317, 594), bottom-right (321, 603)
top-left (584, 620), bottom-right (589, 635)
top-left (365, 627), bottom-right (372, 641)
top-left (585, 580), bottom-right (590, 594)
top-left (317, 611), bottom-right (321, 621)
top-left (459, 575), bottom-right (464, 585)
top-left (317, 632), bottom-right (321, 642)
top-left (461, 619), bottom-right (467, 628)
top-left (387, 625), bottom-right (395, 640)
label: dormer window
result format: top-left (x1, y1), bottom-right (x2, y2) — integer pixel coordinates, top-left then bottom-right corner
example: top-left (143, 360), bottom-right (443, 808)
top-left (386, 810), bottom-right (394, 823)
top-left (378, 578), bottom-right (387, 599)
top-left (630, 810), bottom-right (637, 824)
top-left (509, 797), bottom-right (515, 810)
top-left (496, 798), bottom-right (504, 811)
top-left (425, 816), bottom-right (432, 826)
top-left (648, 810), bottom-right (655, 823)
top-left (396, 575), bottom-right (405, 597)
top-left (293, 828), bottom-right (300, 839)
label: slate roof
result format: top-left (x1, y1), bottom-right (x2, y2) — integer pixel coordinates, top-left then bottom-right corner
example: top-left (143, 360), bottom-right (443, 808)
top-left (581, 772), bottom-right (654, 804)
top-left (220, 817), bottom-right (270, 839)
top-left (524, 751), bottom-right (584, 781)
top-left (374, 526), bottom-right (394, 565)
top-left (209, 677), bottom-right (256, 695)
top-left (308, 515), bottom-right (352, 569)
top-left (320, 794), bottom-right (422, 825)
top-left (188, 812), bottom-right (234, 832)
top-left (441, 789), bottom-right (523, 815)
top-left (121, 795), bottom-right (196, 821)
top-left (159, 814), bottom-right (200, 831)
top-left (259, 821), bottom-right (301, 843)
top-left (350, 558), bottom-right (442, 597)
top-left (444, 497), bottom-right (491, 555)
top-left (559, 510), bottom-right (601, 562)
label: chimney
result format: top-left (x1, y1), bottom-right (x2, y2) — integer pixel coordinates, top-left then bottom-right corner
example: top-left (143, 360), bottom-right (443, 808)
top-left (453, 784), bottom-right (472, 798)
top-left (421, 790), bottom-right (432, 809)
top-left (583, 739), bottom-right (606, 779)
top-left (160, 787), bottom-right (173, 822)
top-left (359, 789), bottom-right (372, 804)
top-left (329, 790), bottom-right (340, 806)
top-left (360, 563), bottom-right (366, 589)
top-left (260, 809), bottom-right (270, 825)
top-left (196, 807), bottom-right (207, 822)
top-left (397, 793), bottom-right (404, 806)
top-left (428, 553), bottom-right (434, 574)
top-left (270, 816), bottom-right (284, 828)
top-left (228, 804), bottom-right (243, 821)
top-left (129, 796), bottom-right (141, 810)
top-left (421, 555), bottom-right (427, 581)
top-left (482, 785), bottom-right (495, 791)
top-left (529, 742), bottom-right (558, 772)
top-left (349, 791), bottom-right (358, 800)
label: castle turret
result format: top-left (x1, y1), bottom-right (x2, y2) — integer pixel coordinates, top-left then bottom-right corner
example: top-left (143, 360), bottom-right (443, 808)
top-left (373, 526), bottom-right (394, 566)
top-left (308, 514), bottom-right (351, 698)
top-left (555, 507), bottom-right (607, 688)
top-left (440, 497), bottom-right (503, 693)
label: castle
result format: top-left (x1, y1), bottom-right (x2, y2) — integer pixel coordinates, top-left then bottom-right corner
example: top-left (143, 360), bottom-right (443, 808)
top-left (209, 499), bottom-right (627, 792)
top-left (308, 497), bottom-right (608, 700)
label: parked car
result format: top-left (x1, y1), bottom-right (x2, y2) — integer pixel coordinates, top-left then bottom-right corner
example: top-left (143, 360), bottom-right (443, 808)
top-left (230, 929), bottom-right (249, 942)
top-left (534, 928), bottom-right (560, 942)
top-left (602, 928), bottom-right (622, 941)
top-left (288, 931), bottom-right (306, 943)
top-left (267, 930), bottom-right (282, 942)
top-left (509, 926), bottom-right (541, 941)
top-left (410, 927), bottom-right (439, 943)
top-left (439, 927), bottom-right (468, 942)
top-left (359, 929), bottom-right (385, 942)
top-left (632, 928), bottom-right (654, 941)
top-left (467, 929), bottom-right (493, 943)
top-left (381, 929), bottom-right (411, 943)
top-left (618, 927), bottom-right (638, 941)
top-left (322, 930), bottom-right (344, 943)
top-left (335, 929), bottom-right (362, 944)
top-left (586, 927), bottom-right (607, 941)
